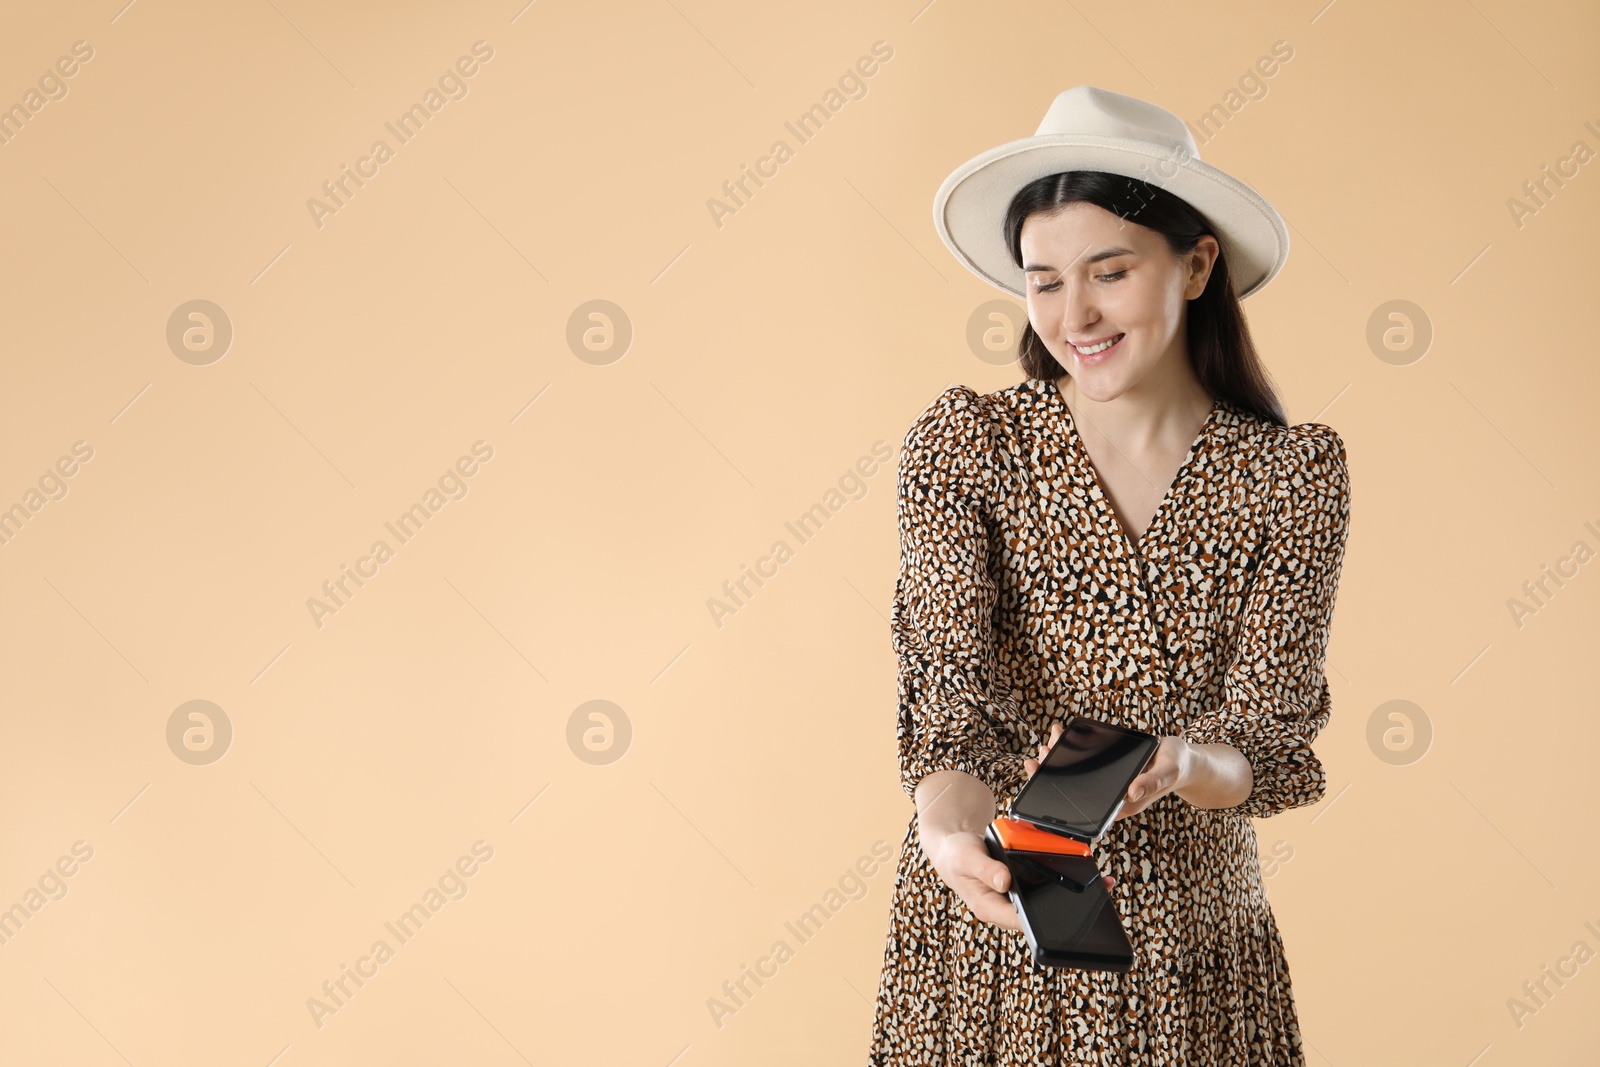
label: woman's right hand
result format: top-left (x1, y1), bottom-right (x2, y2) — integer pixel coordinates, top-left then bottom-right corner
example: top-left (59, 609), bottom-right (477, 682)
top-left (918, 737), bottom-right (1116, 930)
top-left (924, 827), bottom-right (1026, 930)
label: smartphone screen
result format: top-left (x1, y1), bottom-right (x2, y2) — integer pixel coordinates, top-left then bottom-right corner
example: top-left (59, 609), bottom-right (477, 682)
top-left (1002, 850), bottom-right (1133, 970)
top-left (1008, 716), bottom-right (1158, 839)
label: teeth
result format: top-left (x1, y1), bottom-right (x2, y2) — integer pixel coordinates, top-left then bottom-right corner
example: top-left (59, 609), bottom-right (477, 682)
top-left (1075, 334), bottom-right (1123, 355)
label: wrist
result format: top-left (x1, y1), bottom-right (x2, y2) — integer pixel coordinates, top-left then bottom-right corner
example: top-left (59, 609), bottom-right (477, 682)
top-left (915, 768), bottom-right (999, 838)
top-left (1173, 739), bottom-right (1253, 809)
top-left (1173, 737), bottom-right (1205, 801)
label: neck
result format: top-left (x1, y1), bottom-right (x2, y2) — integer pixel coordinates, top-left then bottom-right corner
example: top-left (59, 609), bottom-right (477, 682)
top-left (1052, 372), bottom-right (1214, 452)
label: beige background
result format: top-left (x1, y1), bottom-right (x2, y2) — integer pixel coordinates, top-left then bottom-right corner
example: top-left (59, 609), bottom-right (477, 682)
top-left (1, 0), bottom-right (1597, 1063)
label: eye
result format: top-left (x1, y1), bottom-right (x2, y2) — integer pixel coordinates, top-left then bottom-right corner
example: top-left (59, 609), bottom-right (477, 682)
top-left (1031, 269), bottom-right (1127, 294)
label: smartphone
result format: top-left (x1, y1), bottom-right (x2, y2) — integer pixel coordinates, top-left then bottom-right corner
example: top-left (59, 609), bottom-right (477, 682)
top-left (1006, 715), bottom-right (1159, 842)
top-left (984, 822), bottom-right (1135, 972)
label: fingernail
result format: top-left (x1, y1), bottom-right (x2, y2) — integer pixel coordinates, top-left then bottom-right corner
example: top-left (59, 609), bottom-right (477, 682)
top-left (994, 874), bottom-right (1005, 890)
top-left (1130, 786), bottom-right (1144, 800)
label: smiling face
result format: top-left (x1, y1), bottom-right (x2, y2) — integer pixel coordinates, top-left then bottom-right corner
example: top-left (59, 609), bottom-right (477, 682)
top-left (1020, 201), bottom-right (1219, 401)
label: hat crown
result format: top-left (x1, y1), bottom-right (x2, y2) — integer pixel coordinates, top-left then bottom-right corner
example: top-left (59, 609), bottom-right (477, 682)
top-left (1034, 85), bottom-right (1199, 160)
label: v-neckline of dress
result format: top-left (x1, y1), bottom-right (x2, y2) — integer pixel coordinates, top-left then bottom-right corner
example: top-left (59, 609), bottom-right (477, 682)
top-left (1046, 376), bottom-right (1222, 560)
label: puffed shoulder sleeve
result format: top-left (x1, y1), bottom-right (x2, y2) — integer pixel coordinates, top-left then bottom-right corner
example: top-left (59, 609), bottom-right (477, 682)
top-left (1180, 422), bottom-right (1352, 819)
top-left (892, 384), bottom-right (1030, 807)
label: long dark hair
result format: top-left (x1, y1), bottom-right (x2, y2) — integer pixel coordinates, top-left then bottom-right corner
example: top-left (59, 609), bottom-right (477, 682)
top-left (1005, 171), bottom-right (1286, 427)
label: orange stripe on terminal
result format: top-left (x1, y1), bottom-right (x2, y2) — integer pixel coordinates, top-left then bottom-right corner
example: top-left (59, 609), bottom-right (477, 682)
top-left (991, 816), bottom-right (1092, 856)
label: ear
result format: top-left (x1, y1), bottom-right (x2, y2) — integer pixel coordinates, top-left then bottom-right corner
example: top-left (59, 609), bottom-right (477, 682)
top-left (1186, 234), bottom-right (1221, 299)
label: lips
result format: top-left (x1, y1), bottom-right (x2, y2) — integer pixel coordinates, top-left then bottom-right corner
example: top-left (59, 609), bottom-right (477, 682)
top-left (1071, 332), bottom-right (1125, 355)
top-left (1075, 334), bottom-right (1126, 367)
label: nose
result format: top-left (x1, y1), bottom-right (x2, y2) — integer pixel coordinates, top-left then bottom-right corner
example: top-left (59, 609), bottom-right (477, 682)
top-left (1056, 276), bottom-right (1101, 336)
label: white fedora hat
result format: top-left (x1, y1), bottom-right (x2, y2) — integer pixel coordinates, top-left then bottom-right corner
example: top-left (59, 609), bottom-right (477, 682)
top-left (932, 86), bottom-right (1289, 300)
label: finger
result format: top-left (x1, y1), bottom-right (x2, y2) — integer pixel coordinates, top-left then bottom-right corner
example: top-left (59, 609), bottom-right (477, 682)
top-left (1114, 794), bottom-right (1153, 821)
top-left (967, 886), bottom-right (1022, 930)
top-left (1103, 875), bottom-right (1115, 890)
top-left (1128, 771), bottom-right (1163, 803)
top-left (948, 834), bottom-right (1012, 894)
top-left (960, 853), bottom-right (1010, 894)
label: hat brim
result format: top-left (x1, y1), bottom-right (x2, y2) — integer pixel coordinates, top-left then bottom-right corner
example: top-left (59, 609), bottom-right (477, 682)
top-left (932, 134), bottom-right (1289, 300)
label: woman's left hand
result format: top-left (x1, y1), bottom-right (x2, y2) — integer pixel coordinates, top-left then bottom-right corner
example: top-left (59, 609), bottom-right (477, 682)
top-left (1022, 726), bottom-right (1193, 821)
top-left (1115, 736), bottom-right (1190, 819)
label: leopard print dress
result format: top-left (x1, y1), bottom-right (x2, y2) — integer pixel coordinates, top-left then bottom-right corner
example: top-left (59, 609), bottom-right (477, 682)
top-left (868, 377), bottom-right (1351, 1065)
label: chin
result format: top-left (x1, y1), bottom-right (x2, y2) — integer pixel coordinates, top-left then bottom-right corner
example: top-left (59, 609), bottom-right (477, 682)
top-left (1066, 372), bottom-right (1132, 401)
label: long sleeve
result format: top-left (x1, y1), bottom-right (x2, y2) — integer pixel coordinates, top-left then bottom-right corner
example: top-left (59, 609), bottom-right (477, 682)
top-left (892, 385), bottom-right (1030, 807)
top-left (1181, 422), bottom-right (1352, 819)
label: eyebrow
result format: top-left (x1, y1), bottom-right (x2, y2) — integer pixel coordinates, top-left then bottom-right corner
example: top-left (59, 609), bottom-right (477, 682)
top-left (1023, 246), bottom-right (1137, 273)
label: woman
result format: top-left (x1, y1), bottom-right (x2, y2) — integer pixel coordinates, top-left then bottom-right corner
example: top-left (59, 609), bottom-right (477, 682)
top-left (868, 87), bottom-right (1352, 1064)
